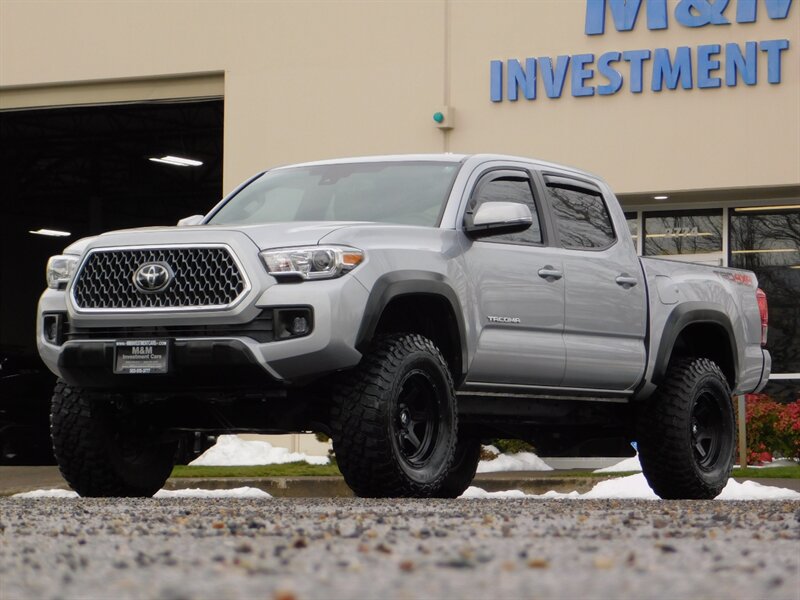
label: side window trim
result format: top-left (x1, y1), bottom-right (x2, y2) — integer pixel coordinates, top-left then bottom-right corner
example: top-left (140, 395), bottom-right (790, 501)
top-left (541, 172), bottom-right (619, 252)
top-left (465, 167), bottom-right (548, 247)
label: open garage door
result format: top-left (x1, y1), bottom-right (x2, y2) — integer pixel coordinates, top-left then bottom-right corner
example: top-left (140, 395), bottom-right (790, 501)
top-left (0, 98), bottom-right (224, 462)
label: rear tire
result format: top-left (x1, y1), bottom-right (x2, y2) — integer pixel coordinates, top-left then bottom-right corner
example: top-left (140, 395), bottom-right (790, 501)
top-left (331, 334), bottom-right (458, 497)
top-left (637, 357), bottom-right (735, 499)
top-left (50, 380), bottom-right (177, 497)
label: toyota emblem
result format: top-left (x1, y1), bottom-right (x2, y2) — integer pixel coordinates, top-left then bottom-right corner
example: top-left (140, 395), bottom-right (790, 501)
top-left (133, 262), bottom-right (173, 293)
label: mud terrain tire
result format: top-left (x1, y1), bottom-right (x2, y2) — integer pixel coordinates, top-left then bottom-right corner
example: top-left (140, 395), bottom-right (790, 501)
top-left (331, 334), bottom-right (457, 497)
top-left (637, 357), bottom-right (735, 500)
top-left (50, 380), bottom-right (176, 497)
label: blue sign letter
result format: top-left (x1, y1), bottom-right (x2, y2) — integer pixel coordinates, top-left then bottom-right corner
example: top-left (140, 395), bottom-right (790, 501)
top-left (697, 44), bottom-right (722, 88)
top-left (623, 49), bottom-right (652, 93)
top-left (572, 54), bottom-right (596, 97)
top-left (761, 39), bottom-right (789, 83)
top-left (598, 52), bottom-right (624, 95)
top-left (508, 58), bottom-right (537, 101)
top-left (585, 0), bottom-right (668, 34)
top-left (725, 42), bottom-right (757, 86)
top-left (652, 47), bottom-right (694, 91)
top-left (737, 0), bottom-right (793, 23)
top-left (675, 0), bottom-right (731, 27)
top-left (490, 60), bottom-right (503, 102)
top-left (540, 55), bottom-right (571, 98)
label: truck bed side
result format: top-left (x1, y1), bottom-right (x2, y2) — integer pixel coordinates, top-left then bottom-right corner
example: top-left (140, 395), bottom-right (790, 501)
top-left (638, 257), bottom-right (769, 398)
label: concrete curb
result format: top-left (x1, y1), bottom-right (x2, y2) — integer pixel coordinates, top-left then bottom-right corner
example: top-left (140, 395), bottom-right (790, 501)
top-left (3, 466), bottom-right (799, 496)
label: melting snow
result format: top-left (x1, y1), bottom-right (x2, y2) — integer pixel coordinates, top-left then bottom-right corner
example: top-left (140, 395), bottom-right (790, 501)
top-left (593, 454), bottom-right (643, 473)
top-left (461, 473), bottom-right (800, 500)
top-left (153, 487), bottom-right (270, 498)
top-left (189, 435), bottom-right (329, 466)
top-left (476, 452), bottom-right (553, 473)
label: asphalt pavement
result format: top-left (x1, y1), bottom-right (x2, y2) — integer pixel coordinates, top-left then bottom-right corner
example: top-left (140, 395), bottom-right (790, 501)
top-left (1, 496), bottom-right (798, 600)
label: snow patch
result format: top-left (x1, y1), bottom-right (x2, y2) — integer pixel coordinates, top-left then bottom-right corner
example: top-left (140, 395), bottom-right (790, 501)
top-left (461, 473), bottom-right (800, 500)
top-left (189, 435), bottom-right (329, 466)
top-left (593, 454), bottom-right (643, 473)
top-left (461, 486), bottom-right (529, 499)
top-left (12, 487), bottom-right (271, 499)
top-left (153, 486), bottom-right (271, 498)
top-left (476, 452), bottom-right (553, 473)
top-left (12, 489), bottom-right (79, 499)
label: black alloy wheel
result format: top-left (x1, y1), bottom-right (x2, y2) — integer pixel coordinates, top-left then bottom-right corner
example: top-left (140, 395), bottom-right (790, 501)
top-left (331, 333), bottom-right (458, 498)
top-left (637, 357), bottom-right (735, 500)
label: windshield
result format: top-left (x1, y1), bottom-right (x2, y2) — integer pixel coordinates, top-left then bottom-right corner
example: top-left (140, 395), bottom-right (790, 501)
top-left (207, 161), bottom-right (460, 227)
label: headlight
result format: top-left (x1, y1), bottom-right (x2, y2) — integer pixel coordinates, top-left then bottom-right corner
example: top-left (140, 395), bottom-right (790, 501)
top-left (260, 246), bottom-right (364, 280)
top-left (46, 255), bottom-right (79, 290)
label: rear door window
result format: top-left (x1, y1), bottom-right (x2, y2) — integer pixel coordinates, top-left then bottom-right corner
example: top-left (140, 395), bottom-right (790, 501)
top-left (547, 185), bottom-right (616, 249)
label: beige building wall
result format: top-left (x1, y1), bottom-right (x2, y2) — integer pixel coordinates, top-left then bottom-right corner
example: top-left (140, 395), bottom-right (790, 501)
top-left (1, 0), bottom-right (798, 196)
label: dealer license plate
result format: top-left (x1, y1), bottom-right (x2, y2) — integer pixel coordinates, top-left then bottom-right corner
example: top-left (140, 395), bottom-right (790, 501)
top-left (114, 339), bottom-right (170, 374)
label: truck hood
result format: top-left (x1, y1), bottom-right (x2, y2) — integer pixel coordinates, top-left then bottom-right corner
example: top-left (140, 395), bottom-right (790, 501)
top-left (66, 222), bottom-right (363, 254)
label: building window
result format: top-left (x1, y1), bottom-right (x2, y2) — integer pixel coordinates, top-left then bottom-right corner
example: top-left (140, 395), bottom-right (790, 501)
top-left (644, 209), bottom-right (723, 256)
top-left (548, 186), bottom-right (615, 249)
top-left (730, 206), bottom-right (800, 392)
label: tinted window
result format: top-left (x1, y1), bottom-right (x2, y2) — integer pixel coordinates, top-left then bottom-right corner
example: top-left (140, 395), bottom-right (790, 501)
top-left (548, 186), bottom-right (615, 249)
top-left (470, 176), bottom-right (542, 244)
top-left (208, 162), bottom-right (460, 227)
top-left (730, 208), bottom-right (800, 383)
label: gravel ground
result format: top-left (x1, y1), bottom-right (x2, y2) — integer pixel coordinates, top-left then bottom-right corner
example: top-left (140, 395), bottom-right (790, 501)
top-left (1, 497), bottom-right (798, 600)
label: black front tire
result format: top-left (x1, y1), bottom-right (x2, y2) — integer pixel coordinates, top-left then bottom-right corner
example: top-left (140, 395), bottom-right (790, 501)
top-left (331, 334), bottom-right (458, 498)
top-left (637, 357), bottom-right (735, 500)
top-left (436, 436), bottom-right (481, 498)
top-left (50, 380), bottom-right (177, 497)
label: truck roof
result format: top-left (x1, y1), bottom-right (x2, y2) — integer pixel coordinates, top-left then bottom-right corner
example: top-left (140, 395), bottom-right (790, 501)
top-left (272, 153), bottom-right (602, 182)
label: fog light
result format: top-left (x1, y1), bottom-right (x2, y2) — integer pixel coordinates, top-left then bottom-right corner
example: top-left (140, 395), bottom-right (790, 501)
top-left (274, 307), bottom-right (314, 340)
top-left (291, 316), bottom-right (309, 336)
top-left (43, 313), bottom-right (67, 345)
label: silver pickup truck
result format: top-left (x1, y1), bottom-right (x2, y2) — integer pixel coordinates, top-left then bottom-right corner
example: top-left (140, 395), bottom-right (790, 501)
top-left (37, 154), bottom-right (771, 499)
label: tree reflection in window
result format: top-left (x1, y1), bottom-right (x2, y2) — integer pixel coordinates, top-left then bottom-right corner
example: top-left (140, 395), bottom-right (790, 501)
top-left (547, 186), bottom-right (615, 249)
top-left (731, 209), bottom-right (800, 393)
top-left (644, 210), bottom-right (722, 256)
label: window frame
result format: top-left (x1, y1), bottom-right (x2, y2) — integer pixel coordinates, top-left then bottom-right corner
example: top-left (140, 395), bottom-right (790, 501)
top-left (463, 167), bottom-right (548, 247)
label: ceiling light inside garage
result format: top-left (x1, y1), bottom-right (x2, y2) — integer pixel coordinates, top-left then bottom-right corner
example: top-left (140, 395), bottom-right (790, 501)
top-left (29, 228), bottom-right (71, 237)
top-left (148, 155), bottom-right (203, 167)
top-left (654, 195), bottom-right (669, 200)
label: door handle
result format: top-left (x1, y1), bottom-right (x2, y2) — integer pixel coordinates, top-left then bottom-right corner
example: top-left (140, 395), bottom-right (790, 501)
top-left (538, 266), bottom-right (563, 281)
top-left (615, 274), bottom-right (638, 288)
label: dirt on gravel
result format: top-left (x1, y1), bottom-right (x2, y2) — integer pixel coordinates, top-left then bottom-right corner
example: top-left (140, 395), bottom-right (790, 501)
top-left (1, 497), bottom-right (798, 600)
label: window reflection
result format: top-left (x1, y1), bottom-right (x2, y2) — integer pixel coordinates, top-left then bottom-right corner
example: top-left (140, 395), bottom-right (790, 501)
top-left (731, 210), bottom-right (800, 384)
top-left (548, 186), bottom-right (615, 249)
top-left (644, 210), bottom-right (722, 256)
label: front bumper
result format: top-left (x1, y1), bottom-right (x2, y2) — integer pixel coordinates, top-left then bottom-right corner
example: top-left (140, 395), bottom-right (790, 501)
top-left (37, 272), bottom-right (370, 388)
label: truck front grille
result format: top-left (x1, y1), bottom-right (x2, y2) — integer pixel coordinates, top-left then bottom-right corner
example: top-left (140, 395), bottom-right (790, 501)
top-left (72, 246), bottom-right (248, 311)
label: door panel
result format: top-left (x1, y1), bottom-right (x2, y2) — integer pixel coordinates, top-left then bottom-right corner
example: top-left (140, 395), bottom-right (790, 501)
top-left (559, 249), bottom-right (646, 390)
top-left (465, 243), bottom-right (566, 386)
top-left (544, 180), bottom-right (647, 391)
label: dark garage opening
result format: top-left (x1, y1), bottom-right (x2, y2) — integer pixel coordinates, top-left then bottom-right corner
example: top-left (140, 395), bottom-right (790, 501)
top-left (0, 98), bottom-right (224, 462)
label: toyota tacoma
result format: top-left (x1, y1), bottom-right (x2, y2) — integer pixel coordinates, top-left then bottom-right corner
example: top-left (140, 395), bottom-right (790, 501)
top-left (37, 154), bottom-right (771, 499)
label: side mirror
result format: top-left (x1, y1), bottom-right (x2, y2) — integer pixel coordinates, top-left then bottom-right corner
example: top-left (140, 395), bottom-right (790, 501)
top-left (177, 215), bottom-right (204, 227)
top-left (464, 202), bottom-right (532, 239)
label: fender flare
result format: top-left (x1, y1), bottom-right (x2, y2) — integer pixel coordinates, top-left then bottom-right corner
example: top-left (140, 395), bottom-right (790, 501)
top-left (652, 302), bottom-right (739, 387)
top-left (355, 271), bottom-right (468, 380)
